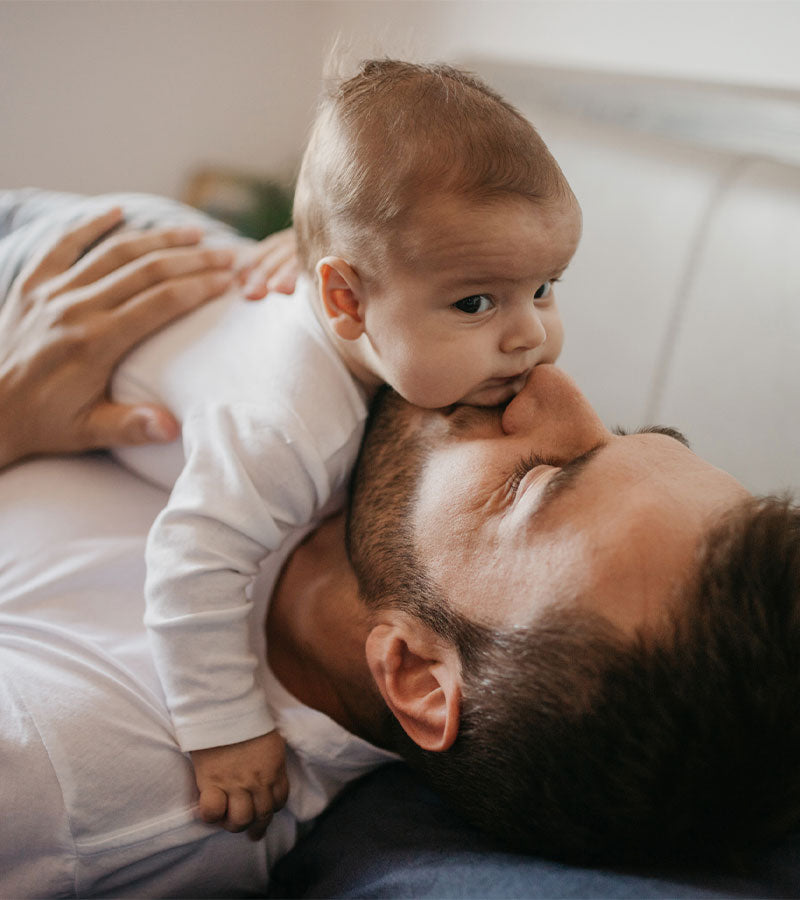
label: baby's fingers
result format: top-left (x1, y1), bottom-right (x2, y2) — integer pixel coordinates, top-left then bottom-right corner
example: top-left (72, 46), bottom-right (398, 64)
top-left (197, 785), bottom-right (228, 824)
top-left (272, 767), bottom-right (290, 812)
top-left (242, 256), bottom-right (298, 299)
top-left (245, 779), bottom-right (286, 841)
top-left (241, 228), bottom-right (298, 298)
top-left (224, 790), bottom-right (257, 833)
top-left (267, 257), bottom-right (300, 296)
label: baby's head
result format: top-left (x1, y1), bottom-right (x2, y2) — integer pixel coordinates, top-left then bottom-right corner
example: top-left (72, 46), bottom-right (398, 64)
top-left (294, 59), bottom-right (582, 407)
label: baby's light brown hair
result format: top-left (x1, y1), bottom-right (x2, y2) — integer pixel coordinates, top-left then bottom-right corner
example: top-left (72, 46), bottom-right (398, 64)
top-left (293, 58), bottom-right (574, 282)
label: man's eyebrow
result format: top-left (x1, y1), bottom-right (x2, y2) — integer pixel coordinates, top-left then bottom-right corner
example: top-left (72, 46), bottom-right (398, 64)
top-left (526, 425), bottom-right (691, 523)
top-left (613, 424), bottom-right (692, 449)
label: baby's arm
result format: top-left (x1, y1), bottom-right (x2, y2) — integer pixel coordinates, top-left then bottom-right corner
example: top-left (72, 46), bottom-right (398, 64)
top-left (145, 402), bottom-right (332, 831)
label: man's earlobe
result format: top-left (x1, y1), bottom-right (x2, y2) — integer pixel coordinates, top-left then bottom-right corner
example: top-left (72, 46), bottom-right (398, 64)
top-left (365, 619), bottom-right (461, 752)
top-left (316, 258), bottom-right (366, 341)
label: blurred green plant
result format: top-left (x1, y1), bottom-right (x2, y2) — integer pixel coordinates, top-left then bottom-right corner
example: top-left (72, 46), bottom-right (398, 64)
top-left (184, 169), bottom-right (294, 239)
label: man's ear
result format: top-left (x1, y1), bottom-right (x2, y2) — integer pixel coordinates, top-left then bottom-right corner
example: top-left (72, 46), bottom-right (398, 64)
top-left (316, 257), bottom-right (366, 341)
top-left (365, 616), bottom-right (461, 752)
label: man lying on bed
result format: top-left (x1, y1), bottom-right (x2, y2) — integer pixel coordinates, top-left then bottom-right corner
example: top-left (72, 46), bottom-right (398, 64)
top-left (2, 203), bottom-right (800, 897)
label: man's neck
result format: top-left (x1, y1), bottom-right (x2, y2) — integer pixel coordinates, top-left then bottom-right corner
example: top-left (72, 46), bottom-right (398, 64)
top-left (266, 513), bottom-right (390, 747)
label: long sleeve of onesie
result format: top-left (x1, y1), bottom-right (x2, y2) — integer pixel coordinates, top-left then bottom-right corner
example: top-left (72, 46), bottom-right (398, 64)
top-left (145, 400), bottom-right (345, 752)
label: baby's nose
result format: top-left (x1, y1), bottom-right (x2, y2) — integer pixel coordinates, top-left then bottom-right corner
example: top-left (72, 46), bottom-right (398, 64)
top-left (500, 306), bottom-right (547, 354)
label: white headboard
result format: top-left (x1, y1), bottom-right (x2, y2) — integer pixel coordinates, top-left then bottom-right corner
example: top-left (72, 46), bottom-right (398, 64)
top-left (468, 59), bottom-right (800, 496)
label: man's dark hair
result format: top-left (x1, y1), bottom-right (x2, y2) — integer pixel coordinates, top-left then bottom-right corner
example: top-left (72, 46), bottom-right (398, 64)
top-left (350, 416), bottom-right (800, 866)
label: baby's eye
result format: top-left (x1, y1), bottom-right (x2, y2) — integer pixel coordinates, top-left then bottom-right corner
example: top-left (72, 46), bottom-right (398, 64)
top-left (453, 294), bottom-right (494, 314)
top-left (534, 282), bottom-right (552, 301)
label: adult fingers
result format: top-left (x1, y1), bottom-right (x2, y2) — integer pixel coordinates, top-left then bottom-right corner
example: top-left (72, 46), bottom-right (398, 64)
top-left (63, 245), bottom-right (236, 315)
top-left (50, 225), bottom-right (205, 296)
top-left (79, 402), bottom-right (180, 452)
top-left (101, 268), bottom-right (234, 363)
top-left (19, 207), bottom-right (125, 294)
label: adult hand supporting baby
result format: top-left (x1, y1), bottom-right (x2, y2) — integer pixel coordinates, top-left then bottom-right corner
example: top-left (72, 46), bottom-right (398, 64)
top-left (0, 207), bottom-right (236, 470)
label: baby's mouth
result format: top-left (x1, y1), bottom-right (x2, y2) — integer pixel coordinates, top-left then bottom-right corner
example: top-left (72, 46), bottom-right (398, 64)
top-left (486, 371), bottom-right (530, 389)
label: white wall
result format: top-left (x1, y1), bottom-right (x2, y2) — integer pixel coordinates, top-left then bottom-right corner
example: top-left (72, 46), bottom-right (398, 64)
top-left (0, 1), bottom-right (335, 197)
top-left (3, 0), bottom-right (799, 197)
top-left (447, 0), bottom-right (800, 89)
top-left (325, 0), bottom-right (800, 89)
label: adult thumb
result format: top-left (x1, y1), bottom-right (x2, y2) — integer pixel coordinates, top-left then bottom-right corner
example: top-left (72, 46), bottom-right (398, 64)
top-left (85, 402), bottom-right (180, 449)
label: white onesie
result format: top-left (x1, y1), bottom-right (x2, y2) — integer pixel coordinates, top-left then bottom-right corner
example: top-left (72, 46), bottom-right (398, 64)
top-left (0, 188), bottom-right (370, 754)
top-left (114, 276), bottom-right (369, 751)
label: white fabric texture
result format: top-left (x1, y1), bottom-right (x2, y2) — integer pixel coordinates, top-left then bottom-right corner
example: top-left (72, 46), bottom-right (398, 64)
top-left (114, 276), bottom-right (369, 751)
top-left (0, 191), bottom-right (390, 896)
top-left (0, 454), bottom-right (393, 898)
top-left (0, 188), bottom-right (369, 753)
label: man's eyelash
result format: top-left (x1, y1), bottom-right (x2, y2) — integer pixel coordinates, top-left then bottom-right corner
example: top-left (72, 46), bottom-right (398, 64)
top-left (507, 454), bottom-right (553, 496)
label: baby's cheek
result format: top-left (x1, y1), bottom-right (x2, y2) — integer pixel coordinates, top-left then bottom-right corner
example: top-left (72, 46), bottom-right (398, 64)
top-left (542, 308), bottom-right (565, 363)
top-left (390, 358), bottom-right (473, 409)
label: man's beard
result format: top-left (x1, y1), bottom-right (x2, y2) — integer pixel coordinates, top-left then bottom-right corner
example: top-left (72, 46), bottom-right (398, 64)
top-left (346, 387), bottom-right (492, 651)
top-left (346, 386), bottom-right (431, 610)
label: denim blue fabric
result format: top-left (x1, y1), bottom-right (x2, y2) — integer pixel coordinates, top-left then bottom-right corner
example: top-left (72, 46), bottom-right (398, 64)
top-left (269, 763), bottom-right (800, 898)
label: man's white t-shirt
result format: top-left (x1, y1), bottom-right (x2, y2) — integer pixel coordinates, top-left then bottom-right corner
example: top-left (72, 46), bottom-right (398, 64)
top-left (0, 190), bottom-right (393, 895)
top-left (1, 187), bottom-right (372, 755)
top-left (0, 454), bottom-right (393, 897)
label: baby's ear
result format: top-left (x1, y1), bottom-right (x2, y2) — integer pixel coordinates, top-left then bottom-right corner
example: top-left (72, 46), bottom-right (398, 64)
top-left (316, 257), bottom-right (366, 341)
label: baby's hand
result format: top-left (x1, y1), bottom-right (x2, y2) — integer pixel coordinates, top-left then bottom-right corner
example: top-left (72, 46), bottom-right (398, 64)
top-left (190, 731), bottom-right (289, 840)
top-left (238, 227), bottom-right (299, 299)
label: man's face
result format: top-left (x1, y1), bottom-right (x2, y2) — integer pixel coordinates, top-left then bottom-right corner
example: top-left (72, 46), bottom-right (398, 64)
top-left (351, 365), bottom-right (750, 636)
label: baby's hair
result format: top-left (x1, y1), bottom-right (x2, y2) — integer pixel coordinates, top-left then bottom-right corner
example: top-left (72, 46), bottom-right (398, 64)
top-left (293, 58), bottom-right (575, 280)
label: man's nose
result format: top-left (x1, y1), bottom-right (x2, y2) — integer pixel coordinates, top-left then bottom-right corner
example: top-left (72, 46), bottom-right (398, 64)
top-left (501, 365), bottom-right (609, 456)
top-left (499, 304), bottom-right (547, 354)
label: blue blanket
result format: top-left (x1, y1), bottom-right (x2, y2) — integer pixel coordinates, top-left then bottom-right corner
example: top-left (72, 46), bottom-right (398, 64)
top-left (270, 764), bottom-right (800, 898)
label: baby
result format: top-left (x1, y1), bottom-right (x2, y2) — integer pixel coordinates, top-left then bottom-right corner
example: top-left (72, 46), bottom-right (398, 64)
top-left (138, 59), bottom-right (582, 835)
